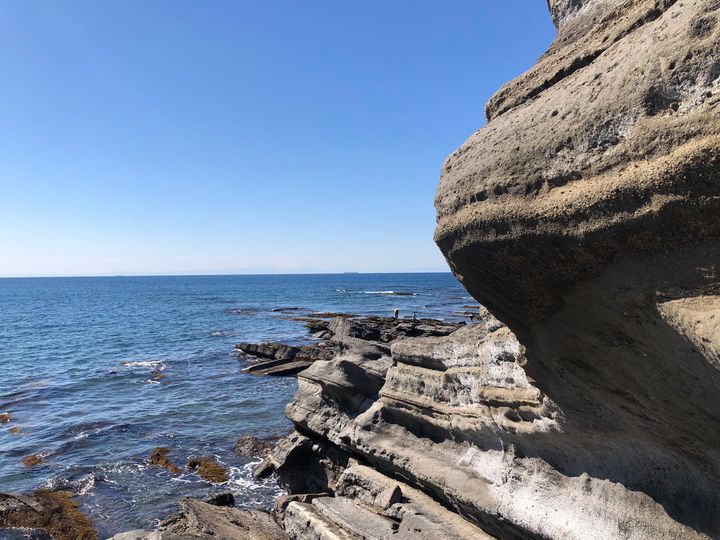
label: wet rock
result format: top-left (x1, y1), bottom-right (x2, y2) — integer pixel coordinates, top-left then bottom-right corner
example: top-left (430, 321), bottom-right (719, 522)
top-left (0, 490), bottom-right (97, 540)
top-left (147, 447), bottom-right (181, 474)
top-left (149, 371), bottom-right (165, 382)
top-left (206, 492), bottom-right (235, 507)
top-left (22, 455), bottom-right (43, 467)
top-left (0, 413), bottom-right (11, 423)
top-left (9, 426), bottom-right (21, 435)
top-left (187, 456), bottom-right (229, 484)
top-left (234, 435), bottom-right (273, 458)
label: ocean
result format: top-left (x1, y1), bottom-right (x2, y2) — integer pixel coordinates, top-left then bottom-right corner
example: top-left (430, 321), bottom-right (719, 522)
top-left (0, 273), bottom-right (472, 538)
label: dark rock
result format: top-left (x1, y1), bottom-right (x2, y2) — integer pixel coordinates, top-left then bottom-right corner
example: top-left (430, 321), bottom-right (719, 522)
top-left (234, 435), bottom-right (273, 458)
top-left (236, 342), bottom-right (335, 376)
top-left (206, 492), bottom-right (235, 507)
top-left (265, 432), bottom-right (352, 495)
top-left (0, 413), bottom-right (11, 423)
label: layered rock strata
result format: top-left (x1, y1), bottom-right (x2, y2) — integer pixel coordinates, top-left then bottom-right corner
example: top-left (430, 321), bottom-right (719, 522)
top-left (237, 316), bottom-right (463, 376)
top-left (268, 310), bottom-right (705, 538)
top-left (430, 0), bottom-right (720, 537)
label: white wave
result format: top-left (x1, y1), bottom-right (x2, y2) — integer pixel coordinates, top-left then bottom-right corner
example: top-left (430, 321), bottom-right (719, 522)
top-left (120, 360), bottom-right (167, 370)
top-left (77, 474), bottom-right (96, 495)
top-left (226, 460), bottom-right (284, 497)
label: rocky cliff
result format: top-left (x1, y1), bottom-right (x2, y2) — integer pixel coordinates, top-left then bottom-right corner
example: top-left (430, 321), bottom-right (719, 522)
top-left (266, 1), bottom-right (720, 539)
top-left (433, 0), bottom-right (720, 537)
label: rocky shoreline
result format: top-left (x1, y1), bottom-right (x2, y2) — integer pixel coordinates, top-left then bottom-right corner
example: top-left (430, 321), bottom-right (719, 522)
top-left (1, 314), bottom-right (475, 540)
top-left (4, 0), bottom-right (720, 537)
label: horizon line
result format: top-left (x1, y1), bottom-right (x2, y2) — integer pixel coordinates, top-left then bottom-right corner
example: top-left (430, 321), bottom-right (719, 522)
top-left (0, 270), bottom-right (454, 280)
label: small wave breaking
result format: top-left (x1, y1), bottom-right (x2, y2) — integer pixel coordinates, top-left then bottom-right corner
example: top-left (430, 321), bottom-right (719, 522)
top-left (120, 360), bottom-right (167, 371)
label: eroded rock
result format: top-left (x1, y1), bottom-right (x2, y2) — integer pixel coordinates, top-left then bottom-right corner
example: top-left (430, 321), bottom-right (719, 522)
top-left (432, 0), bottom-right (720, 537)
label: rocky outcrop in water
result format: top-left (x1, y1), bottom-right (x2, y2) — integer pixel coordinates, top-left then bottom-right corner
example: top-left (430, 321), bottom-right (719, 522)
top-left (0, 490), bottom-right (97, 540)
top-left (237, 316), bottom-right (463, 376)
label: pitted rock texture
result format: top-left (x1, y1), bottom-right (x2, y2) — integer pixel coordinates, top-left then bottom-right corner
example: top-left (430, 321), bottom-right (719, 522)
top-left (434, 0), bottom-right (720, 538)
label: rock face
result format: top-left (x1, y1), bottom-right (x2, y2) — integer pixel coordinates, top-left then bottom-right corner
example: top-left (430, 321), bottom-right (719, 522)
top-left (432, 0), bottom-right (720, 538)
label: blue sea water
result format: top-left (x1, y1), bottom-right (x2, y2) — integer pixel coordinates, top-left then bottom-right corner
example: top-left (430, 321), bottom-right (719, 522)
top-left (0, 273), bottom-right (472, 537)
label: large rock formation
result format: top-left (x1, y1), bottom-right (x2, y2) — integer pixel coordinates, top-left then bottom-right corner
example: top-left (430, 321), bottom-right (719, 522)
top-left (265, 1), bottom-right (720, 539)
top-left (432, 0), bottom-right (720, 537)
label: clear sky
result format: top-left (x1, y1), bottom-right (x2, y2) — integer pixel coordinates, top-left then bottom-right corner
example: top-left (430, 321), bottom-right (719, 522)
top-left (0, 1), bottom-right (555, 277)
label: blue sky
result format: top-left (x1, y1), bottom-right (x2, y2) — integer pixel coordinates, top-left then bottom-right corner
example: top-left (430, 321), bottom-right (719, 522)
top-left (0, 1), bottom-right (555, 277)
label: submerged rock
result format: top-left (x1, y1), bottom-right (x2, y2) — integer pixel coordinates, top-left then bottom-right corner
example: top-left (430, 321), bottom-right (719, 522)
top-left (0, 490), bottom-right (97, 540)
top-left (21, 455), bottom-right (43, 468)
top-left (187, 456), bottom-right (229, 484)
top-left (147, 447), bottom-right (181, 474)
